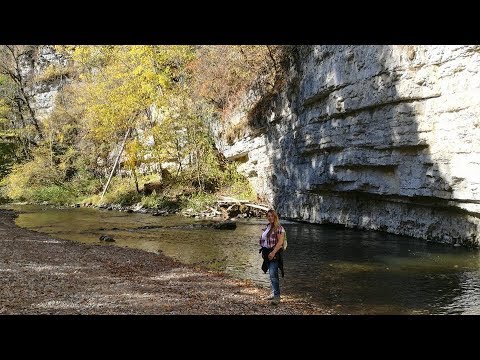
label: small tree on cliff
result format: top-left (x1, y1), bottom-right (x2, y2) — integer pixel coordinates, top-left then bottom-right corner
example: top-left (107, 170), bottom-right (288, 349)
top-left (0, 45), bottom-right (44, 149)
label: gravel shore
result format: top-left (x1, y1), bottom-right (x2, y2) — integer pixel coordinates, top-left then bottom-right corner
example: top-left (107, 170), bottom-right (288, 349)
top-left (0, 209), bottom-right (329, 315)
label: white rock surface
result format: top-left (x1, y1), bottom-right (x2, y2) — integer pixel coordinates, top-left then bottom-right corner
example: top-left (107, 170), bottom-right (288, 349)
top-left (215, 45), bottom-right (480, 246)
top-left (19, 45), bottom-right (69, 120)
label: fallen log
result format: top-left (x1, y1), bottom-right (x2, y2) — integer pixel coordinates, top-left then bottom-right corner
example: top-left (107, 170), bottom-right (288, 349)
top-left (217, 196), bottom-right (249, 204)
top-left (245, 203), bottom-right (269, 211)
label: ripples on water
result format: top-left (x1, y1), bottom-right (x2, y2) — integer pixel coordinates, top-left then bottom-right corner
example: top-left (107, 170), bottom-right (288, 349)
top-left (5, 204), bottom-right (480, 314)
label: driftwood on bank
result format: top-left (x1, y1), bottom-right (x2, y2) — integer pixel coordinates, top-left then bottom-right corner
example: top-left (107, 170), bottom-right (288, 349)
top-left (217, 196), bottom-right (249, 204)
top-left (190, 196), bottom-right (269, 219)
top-left (182, 196), bottom-right (269, 220)
top-left (217, 196), bottom-right (269, 211)
top-left (244, 203), bottom-right (269, 211)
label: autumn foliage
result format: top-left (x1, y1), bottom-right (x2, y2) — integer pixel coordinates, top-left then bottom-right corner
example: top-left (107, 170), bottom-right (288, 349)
top-left (0, 45), bottom-right (289, 206)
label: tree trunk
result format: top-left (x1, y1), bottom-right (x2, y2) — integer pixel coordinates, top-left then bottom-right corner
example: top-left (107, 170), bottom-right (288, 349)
top-left (158, 162), bottom-right (163, 181)
top-left (196, 148), bottom-right (203, 192)
top-left (50, 132), bottom-right (53, 166)
top-left (191, 125), bottom-right (203, 192)
top-left (14, 100), bottom-right (26, 129)
top-left (24, 94), bottom-right (43, 140)
top-left (132, 168), bottom-right (139, 193)
top-left (100, 127), bottom-right (131, 202)
top-left (266, 45), bottom-right (279, 74)
top-left (175, 138), bottom-right (182, 176)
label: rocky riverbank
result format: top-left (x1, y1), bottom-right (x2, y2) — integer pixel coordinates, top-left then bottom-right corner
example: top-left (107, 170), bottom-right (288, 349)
top-left (0, 209), bottom-right (328, 314)
top-left (77, 195), bottom-right (269, 220)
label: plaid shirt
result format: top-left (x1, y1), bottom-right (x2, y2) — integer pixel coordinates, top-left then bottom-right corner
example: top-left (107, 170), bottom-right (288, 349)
top-left (259, 224), bottom-right (285, 249)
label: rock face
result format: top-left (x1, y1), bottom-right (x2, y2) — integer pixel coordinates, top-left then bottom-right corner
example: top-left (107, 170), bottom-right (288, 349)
top-left (18, 45), bottom-right (69, 121)
top-left (215, 45), bottom-right (480, 247)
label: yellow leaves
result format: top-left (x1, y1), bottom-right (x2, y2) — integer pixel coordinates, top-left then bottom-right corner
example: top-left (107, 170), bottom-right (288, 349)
top-left (57, 45), bottom-right (222, 187)
top-left (125, 137), bottom-right (144, 169)
top-left (3, 146), bottom-right (64, 198)
top-left (63, 45), bottom-right (195, 146)
top-left (34, 64), bottom-right (71, 83)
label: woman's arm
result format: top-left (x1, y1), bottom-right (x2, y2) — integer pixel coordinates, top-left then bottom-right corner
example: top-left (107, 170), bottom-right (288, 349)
top-left (268, 233), bottom-right (284, 260)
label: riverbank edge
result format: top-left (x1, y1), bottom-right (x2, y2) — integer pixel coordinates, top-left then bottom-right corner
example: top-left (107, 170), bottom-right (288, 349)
top-left (0, 208), bottom-right (330, 315)
top-left (4, 198), bottom-right (266, 221)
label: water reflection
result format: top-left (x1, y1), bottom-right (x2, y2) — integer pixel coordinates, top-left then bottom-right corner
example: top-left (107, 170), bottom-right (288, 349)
top-left (4, 204), bottom-right (480, 314)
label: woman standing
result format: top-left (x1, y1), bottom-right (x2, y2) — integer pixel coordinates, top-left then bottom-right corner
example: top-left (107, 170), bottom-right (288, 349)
top-left (259, 209), bottom-right (285, 305)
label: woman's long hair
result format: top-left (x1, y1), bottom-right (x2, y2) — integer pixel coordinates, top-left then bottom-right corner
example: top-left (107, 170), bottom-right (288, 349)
top-left (267, 209), bottom-right (281, 233)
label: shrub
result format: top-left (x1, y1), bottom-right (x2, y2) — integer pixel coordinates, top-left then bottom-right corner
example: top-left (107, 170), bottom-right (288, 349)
top-left (30, 185), bottom-right (77, 205)
top-left (182, 192), bottom-right (217, 212)
top-left (3, 148), bottom-right (64, 200)
top-left (140, 193), bottom-right (180, 211)
top-left (101, 177), bottom-right (141, 206)
top-left (81, 194), bottom-right (102, 206)
top-left (0, 182), bottom-right (10, 204)
top-left (140, 193), bottom-right (159, 208)
top-left (69, 174), bottom-right (103, 197)
top-left (229, 178), bottom-right (256, 200)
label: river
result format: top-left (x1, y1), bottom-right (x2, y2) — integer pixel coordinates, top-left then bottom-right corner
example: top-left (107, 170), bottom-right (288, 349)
top-left (4, 204), bottom-right (480, 314)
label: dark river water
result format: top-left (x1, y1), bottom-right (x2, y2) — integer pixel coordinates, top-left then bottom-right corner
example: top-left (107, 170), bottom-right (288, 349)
top-left (5, 204), bottom-right (480, 314)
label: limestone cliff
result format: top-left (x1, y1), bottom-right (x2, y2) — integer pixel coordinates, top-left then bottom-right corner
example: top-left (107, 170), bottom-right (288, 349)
top-left (18, 45), bottom-right (69, 121)
top-left (215, 45), bottom-right (480, 246)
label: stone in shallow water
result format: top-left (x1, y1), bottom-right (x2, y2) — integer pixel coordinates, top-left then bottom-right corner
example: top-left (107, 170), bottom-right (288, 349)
top-left (99, 235), bottom-right (115, 242)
